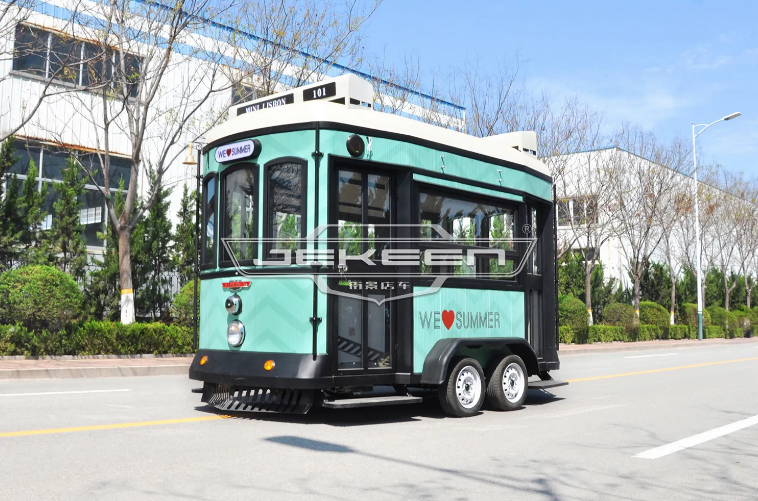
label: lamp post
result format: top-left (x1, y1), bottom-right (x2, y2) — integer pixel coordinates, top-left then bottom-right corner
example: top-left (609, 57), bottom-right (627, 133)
top-left (183, 141), bottom-right (205, 351)
top-left (691, 112), bottom-right (741, 341)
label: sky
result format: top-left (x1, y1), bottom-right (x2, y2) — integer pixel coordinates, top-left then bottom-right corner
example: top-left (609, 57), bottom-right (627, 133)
top-left (360, 0), bottom-right (758, 177)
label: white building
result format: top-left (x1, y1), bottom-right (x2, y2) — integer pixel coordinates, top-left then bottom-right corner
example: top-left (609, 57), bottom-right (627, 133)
top-left (0, 1), bottom-right (464, 256)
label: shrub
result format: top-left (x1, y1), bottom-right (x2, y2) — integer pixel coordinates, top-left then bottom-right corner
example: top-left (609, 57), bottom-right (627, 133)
top-left (0, 266), bottom-right (83, 332)
top-left (588, 325), bottom-right (624, 343)
top-left (668, 325), bottom-right (690, 340)
top-left (603, 303), bottom-right (638, 333)
top-left (637, 324), bottom-right (662, 341)
top-left (0, 321), bottom-right (192, 357)
top-left (639, 301), bottom-right (670, 334)
top-left (706, 306), bottom-right (739, 338)
top-left (558, 326), bottom-right (574, 344)
top-left (682, 303), bottom-right (711, 333)
top-left (172, 281), bottom-right (199, 328)
top-left (559, 295), bottom-right (589, 338)
top-left (706, 325), bottom-right (725, 339)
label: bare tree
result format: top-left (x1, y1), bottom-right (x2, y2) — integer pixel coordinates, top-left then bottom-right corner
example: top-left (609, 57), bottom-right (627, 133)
top-left (231, 0), bottom-right (380, 98)
top-left (612, 126), bottom-right (682, 314)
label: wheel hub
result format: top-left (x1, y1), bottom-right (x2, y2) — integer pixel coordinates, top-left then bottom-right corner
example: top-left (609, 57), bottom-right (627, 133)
top-left (456, 366), bottom-right (481, 408)
top-left (502, 363), bottom-right (524, 402)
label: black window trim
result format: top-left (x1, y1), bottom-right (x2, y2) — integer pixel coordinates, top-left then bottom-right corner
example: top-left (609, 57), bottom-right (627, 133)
top-left (200, 172), bottom-right (218, 270)
top-left (263, 156), bottom-right (308, 258)
top-left (219, 161), bottom-right (260, 268)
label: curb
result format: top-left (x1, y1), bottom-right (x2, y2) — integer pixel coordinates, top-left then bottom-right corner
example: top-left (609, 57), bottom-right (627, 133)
top-left (559, 338), bottom-right (758, 355)
top-left (0, 354), bottom-right (194, 361)
top-left (0, 365), bottom-right (190, 380)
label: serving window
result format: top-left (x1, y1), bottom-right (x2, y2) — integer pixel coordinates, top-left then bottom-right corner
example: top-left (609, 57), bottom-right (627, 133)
top-left (265, 158), bottom-right (307, 258)
top-left (220, 163), bottom-right (258, 266)
top-left (418, 186), bottom-right (519, 280)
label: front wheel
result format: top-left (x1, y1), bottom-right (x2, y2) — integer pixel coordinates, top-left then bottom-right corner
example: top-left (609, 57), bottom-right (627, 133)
top-left (486, 355), bottom-right (528, 411)
top-left (438, 358), bottom-right (485, 417)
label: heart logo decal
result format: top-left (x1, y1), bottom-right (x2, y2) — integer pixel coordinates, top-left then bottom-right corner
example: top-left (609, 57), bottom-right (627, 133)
top-left (442, 310), bottom-right (455, 330)
top-left (226, 148), bottom-right (232, 157)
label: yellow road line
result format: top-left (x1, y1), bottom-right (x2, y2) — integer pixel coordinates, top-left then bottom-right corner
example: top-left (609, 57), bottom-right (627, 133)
top-left (567, 357), bottom-right (758, 383)
top-left (0, 415), bottom-right (229, 438)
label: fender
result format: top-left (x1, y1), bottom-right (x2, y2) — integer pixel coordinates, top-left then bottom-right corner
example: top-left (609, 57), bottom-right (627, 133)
top-left (420, 337), bottom-right (540, 385)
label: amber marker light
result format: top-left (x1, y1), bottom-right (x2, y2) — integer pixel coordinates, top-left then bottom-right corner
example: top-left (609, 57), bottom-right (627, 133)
top-left (200, 356), bottom-right (208, 365)
top-left (264, 360), bottom-right (275, 371)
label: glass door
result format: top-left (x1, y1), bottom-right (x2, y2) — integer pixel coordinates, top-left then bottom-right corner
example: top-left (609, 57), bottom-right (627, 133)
top-left (332, 166), bottom-right (395, 373)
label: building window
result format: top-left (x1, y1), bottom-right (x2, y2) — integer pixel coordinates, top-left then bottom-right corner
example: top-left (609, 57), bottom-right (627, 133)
top-left (557, 199), bottom-right (570, 227)
top-left (232, 82), bottom-right (259, 105)
top-left (12, 24), bottom-right (142, 97)
top-left (8, 139), bottom-right (129, 248)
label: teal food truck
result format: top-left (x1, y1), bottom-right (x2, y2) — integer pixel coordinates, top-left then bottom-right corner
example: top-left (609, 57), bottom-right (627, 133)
top-left (189, 75), bottom-right (565, 417)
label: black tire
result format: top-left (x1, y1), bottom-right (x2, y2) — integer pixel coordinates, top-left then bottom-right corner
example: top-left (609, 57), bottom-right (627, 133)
top-left (438, 358), bottom-right (485, 417)
top-left (486, 355), bottom-right (528, 411)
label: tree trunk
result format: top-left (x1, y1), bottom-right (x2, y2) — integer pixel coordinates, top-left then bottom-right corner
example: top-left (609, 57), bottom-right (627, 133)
top-left (633, 272), bottom-right (641, 316)
top-left (670, 276), bottom-right (676, 325)
top-left (119, 227), bottom-right (135, 325)
top-left (748, 287), bottom-right (752, 310)
top-left (585, 262), bottom-right (593, 326)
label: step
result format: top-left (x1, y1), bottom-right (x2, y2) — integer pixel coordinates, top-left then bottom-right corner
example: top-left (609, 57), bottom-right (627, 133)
top-left (321, 395), bottom-right (423, 409)
top-left (529, 379), bottom-right (568, 390)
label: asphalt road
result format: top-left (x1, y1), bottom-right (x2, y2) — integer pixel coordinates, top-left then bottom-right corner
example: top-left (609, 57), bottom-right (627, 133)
top-left (1, 343), bottom-right (757, 501)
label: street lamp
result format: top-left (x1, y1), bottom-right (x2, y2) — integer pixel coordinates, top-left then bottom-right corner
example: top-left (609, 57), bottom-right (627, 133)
top-left (183, 141), bottom-right (205, 351)
top-left (691, 112), bottom-right (741, 341)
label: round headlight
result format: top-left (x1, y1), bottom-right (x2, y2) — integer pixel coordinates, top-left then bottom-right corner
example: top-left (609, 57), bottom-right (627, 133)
top-left (225, 294), bottom-right (242, 315)
top-left (227, 320), bottom-right (245, 347)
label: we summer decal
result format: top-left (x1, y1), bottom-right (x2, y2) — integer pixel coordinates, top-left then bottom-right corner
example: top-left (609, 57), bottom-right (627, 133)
top-left (419, 310), bottom-right (502, 330)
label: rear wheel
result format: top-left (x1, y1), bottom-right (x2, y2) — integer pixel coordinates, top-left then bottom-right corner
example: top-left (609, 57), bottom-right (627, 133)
top-left (486, 355), bottom-right (528, 411)
top-left (438, 358), bottom-right (485, 417)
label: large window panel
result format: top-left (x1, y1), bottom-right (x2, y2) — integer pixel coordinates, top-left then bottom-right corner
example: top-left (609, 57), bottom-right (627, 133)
top-left (81, 189), bottom-right (105, 247)
top-left (11, 141), bottom-right (41, 175)
top-left (419, 187), bottom-right (518, 279)
top-left (202, 175), bottom-right (217, 266)
top-left (49, 33), bottom-right (81, 84)
top-left (222, 166), bottom-right (257, 263)
top-left (267, 161), bottom-right (304, 254)
top-left (13, 25), bottom-right (48, 76)
top-left (337, 170), bottom-right (363, 255)
top-left (42, 146), bottom-right (69, 181)
top-left (367, 174), bottom-right (391, 254)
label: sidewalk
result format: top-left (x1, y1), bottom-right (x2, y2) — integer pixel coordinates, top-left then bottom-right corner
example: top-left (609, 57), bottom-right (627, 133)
top-left (0, 355), bottom-right (192, 380)
top-left (560, 336), bottom-right (758, 355)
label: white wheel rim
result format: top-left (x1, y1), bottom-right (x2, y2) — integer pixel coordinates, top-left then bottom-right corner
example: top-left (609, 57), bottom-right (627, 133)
top-left (455, 366), bottom-right (482, 409)
top-left (502, 363), bottom-right (525, 403)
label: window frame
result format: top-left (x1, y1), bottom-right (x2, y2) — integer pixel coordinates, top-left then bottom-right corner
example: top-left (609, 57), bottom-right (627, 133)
top-left (219, 162), bottom-right (260, 268)
top-left (416, 183), bottom-right (522, 281)
top-left (263, 157), bottom-right (308, 259)
top-left (12, 23), bottom-right (143, 98)
top-left (201, 172), bottom-right (219, 270)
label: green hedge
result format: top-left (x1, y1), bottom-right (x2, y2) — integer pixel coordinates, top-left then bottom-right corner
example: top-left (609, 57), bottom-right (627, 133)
top-left (559, 295), bottom-right (589, 337)
top-left (706, 325), bottom-right (725, 339)
top-left (587, 325), bottom-right (624, 343)
top-left (640, 301), bottom-right (670, 333)
top-left (172, 281), bottom-right (199, 328)
top-left (0, 321), bottom-right (192, 357)
top-left (558, 326), bottom-right (574, 344)
top-left (668, 325), bottom-right (690, 340)
top-left (637, 324), bottom-right (662, 341)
